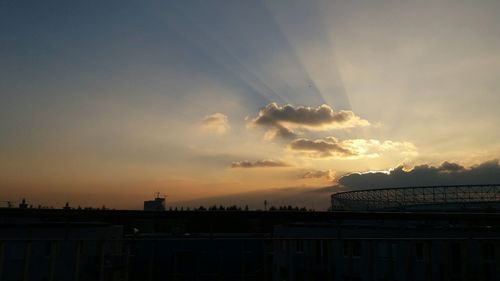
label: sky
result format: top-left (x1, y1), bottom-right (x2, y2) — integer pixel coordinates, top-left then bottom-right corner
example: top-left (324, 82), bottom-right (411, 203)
top-left (1, 0), bottom-right (500, 209)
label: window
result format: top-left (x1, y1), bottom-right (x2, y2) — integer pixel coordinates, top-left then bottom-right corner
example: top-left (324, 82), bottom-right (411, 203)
top-left (343, 241), bottom-right (350, 257)
top-left (377, 241), bottom-right (396, 259)
top-left (296, 239), bottom-right (304, 253)
top-left (451, 243), bottom-right (462, 272)
top-left (343, 276), bottom-right (363, 281)
top-left (281, 240), bottom-right (287, 251)
top-left (44, 241), bottom-right (52, 257)
top-left (322, 240), bottom-right (330, 260)
top-left (344, 241), bottom-right (361, 258)
top-left (415, 242), bottom-right (425, 261)
top-left (315, 240), bottom-right (322, 263)
top-left (483, 243), bottom-right (495, 261)
top-left (280, 265), bottom-right (288, 279)
top-left (352, 241), bottom-right (361, 257)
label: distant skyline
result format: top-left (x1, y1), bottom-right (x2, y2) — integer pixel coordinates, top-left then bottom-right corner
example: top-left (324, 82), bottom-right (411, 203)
top-left (1, 0), bottom-right (500, 209)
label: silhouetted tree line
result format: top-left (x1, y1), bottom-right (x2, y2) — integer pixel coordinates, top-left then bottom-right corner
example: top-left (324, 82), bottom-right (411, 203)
top-left (268, 205), bottom-right (312, 211)
top-left (7, 199), bottom-right (315, 212)
top-left (168, 205), bottom-right (246, 211)
top-left (167, 205), bottom-right (314, 212)
top-left (3, 203), bottom-right (109, 211)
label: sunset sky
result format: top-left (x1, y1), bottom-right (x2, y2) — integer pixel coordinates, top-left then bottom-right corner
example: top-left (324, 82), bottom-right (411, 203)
top-left (1, 0), bottom-right (500, 209)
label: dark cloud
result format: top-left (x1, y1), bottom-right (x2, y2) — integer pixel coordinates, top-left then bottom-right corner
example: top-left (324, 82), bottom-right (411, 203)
top-left (439, 161), bottom-right (465, 172)
top-left (289, 138), bottom-right (355, 157)
top-left (230, 159), bottom-right (290, 168)
top-left (288, 137), bottom-right (417, 158)
top-left (338, 160), bottom-right (500, 189)
top-left (265, 124), bottom-right (297, 140)
top-left (300, 170), bottom-right (334, 180)
top-left (248, 103), bottom-right (369, 140)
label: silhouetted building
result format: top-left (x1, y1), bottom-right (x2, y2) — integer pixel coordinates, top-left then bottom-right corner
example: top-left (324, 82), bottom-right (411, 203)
top-left (127, 233), bottom-right (273, 281)
top-left (1, 184), bottom-right (500, 281)
top-left (273, 220), bottom-right (500, 281)
top-left (144, 193), bottom-right (166, 211)
top-left (0, 222), bottom-right (124, 281)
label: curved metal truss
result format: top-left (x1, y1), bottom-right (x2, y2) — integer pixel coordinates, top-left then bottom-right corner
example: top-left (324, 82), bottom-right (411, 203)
top-left (331, 184), bottom-right (500, 211)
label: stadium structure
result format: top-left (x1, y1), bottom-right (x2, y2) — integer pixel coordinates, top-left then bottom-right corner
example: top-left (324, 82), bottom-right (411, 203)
top-left (331, 184), bottom-right (500, 211)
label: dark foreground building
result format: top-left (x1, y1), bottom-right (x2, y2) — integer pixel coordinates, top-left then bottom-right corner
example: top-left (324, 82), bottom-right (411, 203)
top-left (272, 219), bottom-right (500, 281)
top-left (0, 185), bottom-right (499, 281)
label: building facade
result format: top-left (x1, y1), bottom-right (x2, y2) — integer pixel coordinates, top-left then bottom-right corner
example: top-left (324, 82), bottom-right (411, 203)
top-left (272, 222), bottom-right (500, 281)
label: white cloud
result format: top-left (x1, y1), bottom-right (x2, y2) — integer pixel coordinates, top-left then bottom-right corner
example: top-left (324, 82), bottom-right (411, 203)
top-left (200, 113), bottom-right (231, 135)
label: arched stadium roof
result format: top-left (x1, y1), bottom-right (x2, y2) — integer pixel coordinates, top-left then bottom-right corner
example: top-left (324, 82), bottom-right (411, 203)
top-left (331, 184), bottom-right (500, 211)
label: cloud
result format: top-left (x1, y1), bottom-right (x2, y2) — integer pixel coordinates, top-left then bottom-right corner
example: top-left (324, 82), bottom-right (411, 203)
top-left (200, 113), bottom-right (230, 135)
top-left (230, 159), bottom-right (290, 168)
top-left (289, 137), bottom-right (417, 158)
top-left (262, 124), bottom-right (297, 140)
top-left (300, 170), bottom-right (335, 180)
top-left (289, 137), bottom-right (355, 157)
top-left (338, 159), bottom-right (500, 189)
top-left (248, 103), bottom-right (369, 139)
top-left (341, 139), bottom-right (418, 158)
